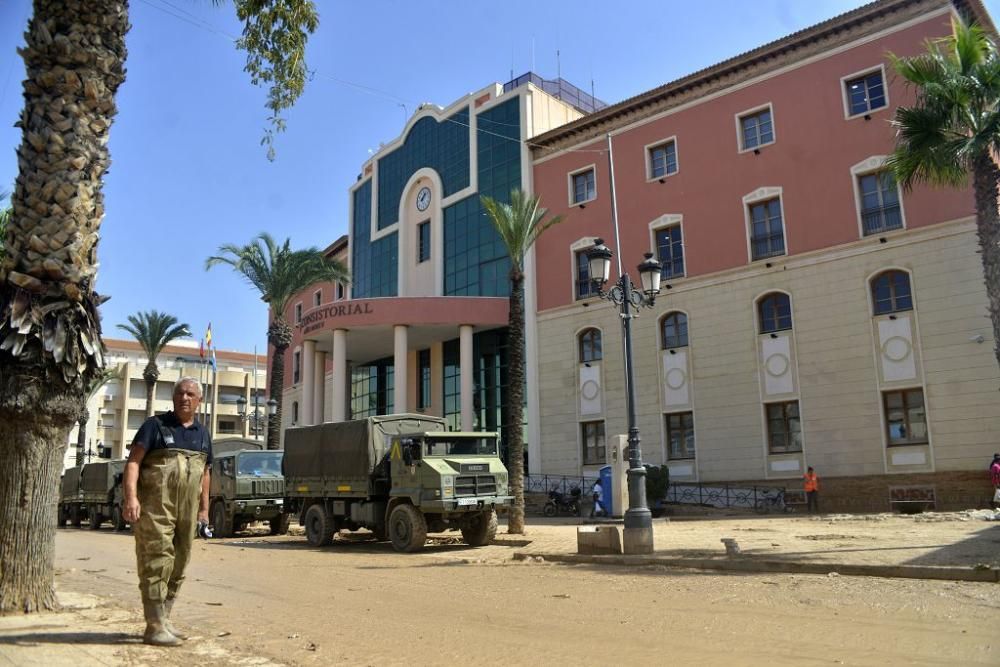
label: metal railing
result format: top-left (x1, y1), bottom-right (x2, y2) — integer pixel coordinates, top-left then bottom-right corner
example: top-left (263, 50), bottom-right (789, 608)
top-left (666, 483), bottom-right (787, 512)
top-left (525, 473), bottom-right (597, 495)
top-left (502, 72), bottom-right (608, 114)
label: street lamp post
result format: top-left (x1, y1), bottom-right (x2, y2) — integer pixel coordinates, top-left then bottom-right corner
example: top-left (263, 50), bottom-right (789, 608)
top-left (585, 132), bottom-right (663, 555)
top-left (236, 395), bottom-right (278, 440)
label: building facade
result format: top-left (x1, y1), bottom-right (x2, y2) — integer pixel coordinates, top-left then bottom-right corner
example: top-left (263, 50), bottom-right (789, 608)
top-left (276, 77), bottom-right (597, 467)
top-left (66, 337), bottom-right (268, 469)
top-left (527, 0), bottom-right (1000, 511)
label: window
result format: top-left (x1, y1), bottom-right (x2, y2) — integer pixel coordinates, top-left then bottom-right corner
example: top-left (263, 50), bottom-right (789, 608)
top-left (579, 328), bottom-right (602, 363)
top-left (655, 225), bottom-right (684, 278)
top-left (417, 349), bottom-right (431, 410)
top-left (748, 198), bottom-right (785, 260)
top-left (858, 171), bottom-right (902, 235)
top-left (292, 350), bottom-right (301, 384)
top-left (845, 70), bottom-right (886, 117)
top-left (575, 249), bottom-right (596, 299)
top-left (871, 270), bottom-right (913, 315)
top-left (739, 107), bottom-right (774, 150)
top-left (313, 290), bottom-right (322, 308)
top-left (337, 283), bottom-right (345, 300)
top-left (661, 312), bottom-right (688, 350)
top-left (766, 401), bottom-right (802, 453)
top-left (571, 168), bottom-right (596, 204)
top-left (217, 419), bottom-right (238, 435)
top-left (418, 221), bottom-right (431, 263)
top-left (648, 140), bottom-right (677, 179)
top-left (582, 420), bottom-right (606, 465)
top-left (292, 401), bottom-right (299, 424)
top-left (294, 302), bottom-right (302, 324)
top-left (883, 389), bottom-right (928, 446)
top-left (758, 293), bottom-right (792, 334)
top-left (665, 412), bottom-right (695, 460)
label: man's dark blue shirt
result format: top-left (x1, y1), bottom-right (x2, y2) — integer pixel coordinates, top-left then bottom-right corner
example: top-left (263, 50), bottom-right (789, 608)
top-left (132, 411), bottom-right (213, 465)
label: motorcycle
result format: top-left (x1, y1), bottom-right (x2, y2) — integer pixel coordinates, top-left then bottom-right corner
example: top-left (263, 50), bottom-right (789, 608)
top-left (543, 487), bottom-right (582, 517)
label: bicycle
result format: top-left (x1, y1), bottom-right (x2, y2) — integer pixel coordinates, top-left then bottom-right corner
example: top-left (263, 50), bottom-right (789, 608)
top-left (754, 489), bottom-right (788, 514)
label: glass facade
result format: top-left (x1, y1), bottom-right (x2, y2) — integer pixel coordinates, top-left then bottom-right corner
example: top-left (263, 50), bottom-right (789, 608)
top-left (377, 109), bottom-right (471, 230)
top-left (350, 358), bottom-right (394, 419)
top-left (444, 98), bottom-right (521, 297)
top-left (352, 180), bottom-right (398, 299)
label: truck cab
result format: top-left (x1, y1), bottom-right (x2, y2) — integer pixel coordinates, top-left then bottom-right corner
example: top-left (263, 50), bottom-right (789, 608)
top-left (209, 447), bottom-right (287, 537)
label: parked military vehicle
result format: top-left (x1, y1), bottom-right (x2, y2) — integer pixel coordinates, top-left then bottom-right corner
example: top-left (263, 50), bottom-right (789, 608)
top-left (209, 440), bottom-right (288, 537)
top-left (283, 414), bottom-right (511, 552)
top-left (58, 460), bottom-right (128, 530)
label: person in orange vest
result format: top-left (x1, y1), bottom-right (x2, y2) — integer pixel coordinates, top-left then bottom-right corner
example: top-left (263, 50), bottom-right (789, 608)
top-left (804, 467), bottom-right (820, 514)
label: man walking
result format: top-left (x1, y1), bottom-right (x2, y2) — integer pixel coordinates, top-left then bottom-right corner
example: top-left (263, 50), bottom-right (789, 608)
top-left (804, 466), bottom-right (820, 514)
top-left (990, 453), bottom-right (1000, 508)
top-left (590, 479), bottom-right (605, 518)
top-left (123, 377), bottom-right (213, 646)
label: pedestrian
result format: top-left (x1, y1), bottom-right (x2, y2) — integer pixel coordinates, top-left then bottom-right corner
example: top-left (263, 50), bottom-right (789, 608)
top-left (123, 377), bottom-right (213, 646)
top-left (804, 466), bottom-right (820, 514)
top-left (590, 479), bottom-right (604, 518)
top-left (990, 453), bottom-right (1000, 509)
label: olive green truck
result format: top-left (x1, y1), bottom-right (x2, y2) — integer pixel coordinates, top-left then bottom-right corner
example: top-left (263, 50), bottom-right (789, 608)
top-left (58, 460), bottom-right (128, 531)
top-left (209, 439), bottom-right (288, 537)
top-left (283, 414), bottom-right (511, 552)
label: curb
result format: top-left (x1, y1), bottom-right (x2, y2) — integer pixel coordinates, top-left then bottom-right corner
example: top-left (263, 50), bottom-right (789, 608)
top-left (512, 552), bottom-right (1000, 583)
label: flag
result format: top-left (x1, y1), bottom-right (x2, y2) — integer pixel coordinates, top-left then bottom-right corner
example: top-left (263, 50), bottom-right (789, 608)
top-left (205, 323), bottom-right (213, 349)
top-left (199, 338), bottom-right (204, 360)
top-left (210, 348), bottom-right (217, 372)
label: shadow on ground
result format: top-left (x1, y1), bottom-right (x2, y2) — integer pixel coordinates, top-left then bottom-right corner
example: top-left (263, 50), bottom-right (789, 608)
top-left (0, 630), bottom-right (136, 646)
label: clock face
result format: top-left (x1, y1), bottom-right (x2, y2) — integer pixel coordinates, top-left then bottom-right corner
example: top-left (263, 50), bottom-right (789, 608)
top-left (416, 187), bottom-right (432, 211)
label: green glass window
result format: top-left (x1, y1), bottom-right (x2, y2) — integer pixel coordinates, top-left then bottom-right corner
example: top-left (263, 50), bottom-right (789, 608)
top-left (418, 221), bottom-right (431, 263)
top-left (350, 358), bottom-right (394, 419)
top-left (418, 348), bottom-right (431, 410)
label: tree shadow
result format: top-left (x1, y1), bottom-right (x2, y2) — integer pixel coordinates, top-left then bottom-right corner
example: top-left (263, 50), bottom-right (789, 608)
top-left (0, 630), bottom-right (137, 646)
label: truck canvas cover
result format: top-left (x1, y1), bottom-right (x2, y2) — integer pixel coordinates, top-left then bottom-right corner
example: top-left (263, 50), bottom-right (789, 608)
top-left (214, 438), bottom-right (266, 456)
top-left (60, 467), bottom-right (83, 499)
top-left (80, 460), bottom-right (125, 498)
top-left (284, 415), bottom-right (446, 479)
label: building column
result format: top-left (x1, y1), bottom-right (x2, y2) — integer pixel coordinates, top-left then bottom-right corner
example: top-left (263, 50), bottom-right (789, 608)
top-left (313, 351), bottom-right (326, 424)
top-left (394, 325), bottom-right (408, 414)
top-left (302, 340), bottom-right (316, 425)
top-left (332, 329), bottom-right (348, 423)
top-left (460, 324), bottom-right (474, 431)
top-left (242, 373), bottom-right (251, 438)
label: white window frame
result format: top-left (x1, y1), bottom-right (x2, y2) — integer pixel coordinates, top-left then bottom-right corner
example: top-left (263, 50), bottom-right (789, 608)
top-left (336, 283), bottom-right (345, 301)
top-left (313, 289), bottom-right (322, 308)
top-left (294, 302), bottom-right (303, 324)
top-left (647, 214), bottom-right (686, 281)
top-left (570, 236), bottom-right (599, 301)
top-left (735, 102), bottom-right (776, 153)
top-left (644, 136), bottom-right (679, 182)
top-left (851, 156), bottom-right (907, 238)
top-left (568, 164), bottom-right (597, 207)
top-left (841, 64), bottom-right (889, 120)
top-left (742, 187), bottom-right (787, 263)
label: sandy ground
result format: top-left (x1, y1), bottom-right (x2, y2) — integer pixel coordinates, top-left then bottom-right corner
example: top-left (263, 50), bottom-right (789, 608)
top-left (1, 514), bottom-right (998, 666)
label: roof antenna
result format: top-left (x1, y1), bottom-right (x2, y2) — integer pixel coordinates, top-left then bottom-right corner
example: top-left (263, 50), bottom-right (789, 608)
top-left (557, 49), bottom-right (561, 81)
top-left (531, 35), bottom-right (535, 73)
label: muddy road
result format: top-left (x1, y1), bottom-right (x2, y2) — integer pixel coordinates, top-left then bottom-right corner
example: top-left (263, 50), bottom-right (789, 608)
top-left (52, 527), bottom-right (998, 666)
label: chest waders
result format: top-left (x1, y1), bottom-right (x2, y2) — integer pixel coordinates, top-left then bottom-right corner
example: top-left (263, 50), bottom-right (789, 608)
top-left (133, 418), bottom-right (207, 645)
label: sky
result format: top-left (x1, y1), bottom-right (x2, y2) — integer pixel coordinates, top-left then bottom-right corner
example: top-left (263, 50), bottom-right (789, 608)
top-left (2, 0), bottom-right (999, 354)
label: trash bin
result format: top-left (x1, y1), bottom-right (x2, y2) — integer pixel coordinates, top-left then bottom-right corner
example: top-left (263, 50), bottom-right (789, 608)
top-left (598, 465), bottom-right (614, 517)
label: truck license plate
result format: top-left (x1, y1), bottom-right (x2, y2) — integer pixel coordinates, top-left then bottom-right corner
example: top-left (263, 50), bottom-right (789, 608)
top-left (457, 497), bottom-right (478, 506)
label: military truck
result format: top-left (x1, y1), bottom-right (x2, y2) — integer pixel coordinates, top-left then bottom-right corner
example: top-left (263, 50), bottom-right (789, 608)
top-left (58, 460), bottom-right (128, 530)
top-left (209, 439), bottom-right (288, 537)
top-left (283, 414), bottom-right (511, 552)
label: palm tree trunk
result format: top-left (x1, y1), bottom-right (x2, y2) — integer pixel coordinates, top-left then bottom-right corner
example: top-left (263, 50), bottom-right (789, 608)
top-left (972, 156), bottom-right (1000, 373)
top-left (266, 317), bottom-right (292, 450)
top-left (0, 0), bottom-right (128, 614)
top-left (75, 408), bottom-right (88, 466)
top-left (144, 379), bottom-right (155, 418)
top-left (506, 271), bottom-right (526, 534)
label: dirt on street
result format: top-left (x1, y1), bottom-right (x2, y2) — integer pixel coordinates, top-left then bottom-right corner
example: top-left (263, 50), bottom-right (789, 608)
top-left (2, 515), bottom-right (998, 666)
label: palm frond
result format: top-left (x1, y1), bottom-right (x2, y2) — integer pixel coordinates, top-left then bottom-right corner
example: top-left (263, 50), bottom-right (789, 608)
top-left (116, 310), bottom-right (191, 362)
top-left (482, 189), bottom-right (564, 273)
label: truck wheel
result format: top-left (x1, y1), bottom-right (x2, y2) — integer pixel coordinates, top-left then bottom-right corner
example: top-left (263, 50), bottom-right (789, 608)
top-left (57, 506), bottom-right (66, 527)
top-left (269, 514), bottom-right (290, 535)
top-left (304, 504), bottom-right (334, 547)
top-left (70, 504), bottom-right (82, 528)
top-left (88, 510), bottom-right (102, 530)
top-left (388, 504), bottom-right (427, 553)
top-left (112, 505), bottom-right (127, 531)
top-left (461, 509), bottom-right (498, 547)
top-left (212, 501), bottom-right (232, 538)
top-left (542, 502), bottom-right (557, 518)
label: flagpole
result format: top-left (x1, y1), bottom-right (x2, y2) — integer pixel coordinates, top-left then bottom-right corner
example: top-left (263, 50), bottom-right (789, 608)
top-left (253, 345), bottom-right (259, 441)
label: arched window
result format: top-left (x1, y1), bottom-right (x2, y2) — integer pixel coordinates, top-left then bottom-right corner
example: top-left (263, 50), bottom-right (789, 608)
top-left (661, 312), bottom-right (689, 349)
top-left (578, 328), bottom-right (602, 363)
top-left (871, 270), bottom-right (913, 315)
top-left (758, 293), bottom-right (792, 334)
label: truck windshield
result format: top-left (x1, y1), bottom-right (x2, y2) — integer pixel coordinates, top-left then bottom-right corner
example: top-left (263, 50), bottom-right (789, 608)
top-left (424, 438), bottom-right (497, 457)
top-left (237, 452), bottom-right (283, 476)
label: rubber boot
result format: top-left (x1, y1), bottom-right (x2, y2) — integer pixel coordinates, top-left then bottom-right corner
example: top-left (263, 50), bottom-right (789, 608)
top-left (163, 598), bottom-right (189, 640)
top-left (142, 600), bottom-right (182, 646)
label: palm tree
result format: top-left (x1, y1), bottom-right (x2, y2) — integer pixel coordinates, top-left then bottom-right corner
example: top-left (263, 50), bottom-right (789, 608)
top-left (0, 190), bottom-right (10, 260)
top-left (0, 3), bottom-right (318, 614)
top-left (887, 17), bottom-right (1000, 371)
top-left (206, 234), bottom-right (349, 450)
top-left (117, 312), bottom-right (191, 418)
top-left (75, 366), bottom-right (125, 467)
top-left (481, 190), bottom-right (564, 534)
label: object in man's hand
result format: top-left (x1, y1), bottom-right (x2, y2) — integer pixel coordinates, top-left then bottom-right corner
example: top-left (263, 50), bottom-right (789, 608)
top-left (198, 521), bottom-right (213, 539)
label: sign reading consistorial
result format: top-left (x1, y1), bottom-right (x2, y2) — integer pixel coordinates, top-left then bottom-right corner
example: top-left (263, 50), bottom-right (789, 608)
top-left (301, 302), bottom-right (374, 333)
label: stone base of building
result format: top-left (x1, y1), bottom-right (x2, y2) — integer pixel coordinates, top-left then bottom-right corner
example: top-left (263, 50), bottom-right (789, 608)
top-left (731, 470), bottom-right (994, 514)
